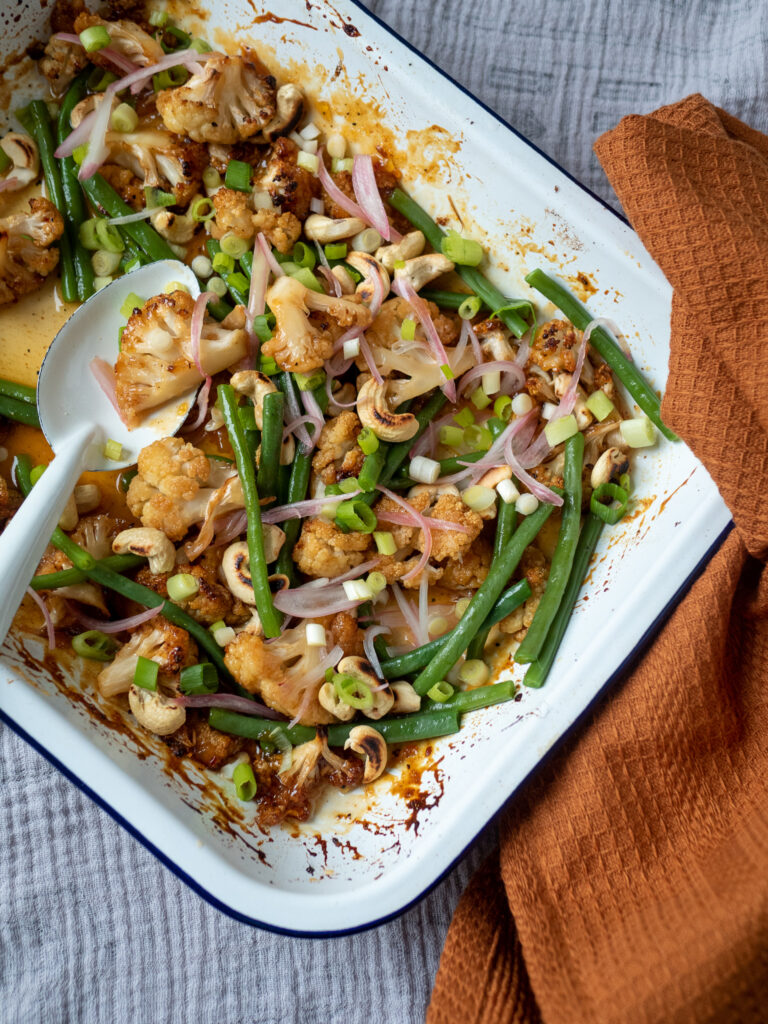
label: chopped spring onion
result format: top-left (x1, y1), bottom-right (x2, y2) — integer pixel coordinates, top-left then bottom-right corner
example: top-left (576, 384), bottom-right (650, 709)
top-left (326, 133), bottom-right (347, 159)
top-left (220, 233), bottom-right (249, 258)
top-left (351, 228), bottom-right (382, 253)
top-left (103, 439), bottom-right (123, 461)
top-left (120, 292), bottom-right (144, 319)
top-left (428, 616), bottom-right (449, 637)
top-left (336, 500), bottom-right (377, 534)
top-left (190, 37), bottom-right (212, 53)
top-left (367, 571), bottom-right (387, 595)
top-left (190, 196), bottom-right (215, 222)
top-left (96, 219), bottom-right (124, 253)
top-left (71, 630), bottom-right (118, 662)
top-left (297, 151), bottom-right (319, 173)
top-left (544, 413), bottom-right (579, 446)
top-left (259, 354), bottom-right (278, 374)
top-left (464, 423), bottom-right (493, 450)
top-left (620, 416), bottom-right (657, 448)
top-left (409, 455), bottom-right (441, 485)
top-left (441, 363), bottom-right (455, 381)
top-left (305, 623), bottom-right (327, 647)
top-left (338, 477), bottom-right (360, 494)
top-left (586, 389), bottom-right (615, 421)
top-left (511, 393), bottom-right (533, 416)
top-left (458, 295), bottom-right (482, 319)
top-left (79, 25), bottom-right (111, 52)
top-left (149, 9), bottom-right (169, 26)
top-left (393, 259), bottom-right (406, 270)
top-left (202, 166), bottom-right (221, 191)
top-left (213, 624), bottom-right (236, 647)
top-left (179, 663), bottom-right (218, 695)
top-left (72, 143), bottom-right (88, 166)
top-left (191, 254), bottom-right (213, 278)
top-left (439, 424), bottom-right (465, 448)
top-left (358, 427), bottom-right (379, 455)
top-left (292, 241), bottom-right (316, 269)
top-left (332, 157), bottom-right (354, 173)
top-left (470, 387), bottom-right (491, 410)
top-left (427, 680), bottom-right (455, 702)
top-left (207, 276), bottom-right (227, 297)
top-left (93, 276), bottom-right (112, 291)
top-left (493, 395), bottom-right (513, 421)
top-left (291, 266), bottom-right (324, 293)
top-left (497, 478), bottom-right (520, 504)
top-left (454, 597), bottom-right (471, 618)
top-left (342, 579), bottom-right (374, 602)
top-left (482, 371), bottom-right (501, 396)
top-left (163, 280), bottom-right (189, 295)
top-left (29, 464), bottom-right (46, 486)
top-left (324, 242), bottom-right (347, 260)
top-left (232, 761), bottom-right (257, 800)
top-left (516, 493), bottom-right (539, 516)
top-left (300, 122), bottom-right (320, 140)
top-left (462, 485), bottom-right (496, 512)
top-left (441, 231), bottom-right (483, 267)
top-left (144, 186), bottom-right (175, 209)
top-left (343, 338), bottom-right (360, 359)
top-left (459, 659), bottom-right (490, 686)
top-left (540, 401), bottom-right (557, 420)
top-left (590, 481), bottom-right (629, 524)
top-left (333, 672), bottom-right (373, 710)
top-left (373, 530), bottom-right (396, 556)
top-left (167, 573), bottom-right (199, 602)
top-left (212, 251), bottom-right (235, 275)
top-left (293, 370), bottom-right (326, 391)
top-left (400, 317), bottom-right (417, 341)
top-left (133, 655), bottom-right (159, 691)
top-left (224, 159), bottom-right (252, 193)
top-left (92, 250), bottom-right (121, 277)
top-left (111, 102), bottom-right (138, 133)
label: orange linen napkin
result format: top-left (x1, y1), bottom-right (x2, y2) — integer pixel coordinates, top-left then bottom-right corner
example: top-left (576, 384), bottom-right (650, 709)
top-left (428, 95), bottom-right (768, 1024)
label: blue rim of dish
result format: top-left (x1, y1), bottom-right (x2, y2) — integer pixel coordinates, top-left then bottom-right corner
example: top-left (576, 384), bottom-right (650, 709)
top-left (0, 0), bottom-right (731, 938)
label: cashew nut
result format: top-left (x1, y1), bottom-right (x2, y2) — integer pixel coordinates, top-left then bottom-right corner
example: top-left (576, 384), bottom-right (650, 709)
top-left (0, 133), bottom-right (39, 191)
top-left (262, 83), bottom-right (304, 141)
top-left (74, 483), bottom-right (101, 515)
top-left (58, 493), bottom-right (79, 532)
top-left (222, 535), bottom-right (286, 604)
top-left (357, 377), bottom-right (419, 442)
top-left (590, 447), bottom-right (630, 489)
top-left (304, 214), bottom-right (366, 243)
top-left (394, 253), bottom-right (454, 292)
top-left (318, 682), bottom-right (356, 721)
top-left (345, 251), bottom-right (390, 308)
top-left (230, 369), bottom-right (278, 429)
top-left (280, 434), bottom-right (295, 465)
top-left (391, 680), bottom-right (421, 714)
top-left (344, 724), bottom-right (387, 783)
top-left (375, 230), bottom-right (425, 271)
top-left (331, 264), bottom-right (356, 295)
top-left (113, 528), bottom-right (176, 574)
top-left (337, 656), bottom-right (394, 720)
top-left (408, 483), bottom-right (460, 501)
top-left (128, 684), bottom-right (186, 736)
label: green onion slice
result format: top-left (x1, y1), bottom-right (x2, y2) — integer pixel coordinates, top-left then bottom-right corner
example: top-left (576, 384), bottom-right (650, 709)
top-left (335, 500), bottom-right (377, 533)
top-left (333, 672), bottom-right (374, 710)
top-left (427, 680), bottom-right (455, 702)
top-left (458, 295), bottom-right (482, 320)
top-left (441, 231), bottom-right (483, 267)
top-left (224, 159), bottom-right (252, 193)
top-left (79, 25), bottom-right (111, 52)
top-left (71, 630), bottom-right (118, 662)
top-left (232, 761), bottom-right (257, 800)
top-left (133, 655), bottom-right (159, 691)
top-left (179, 663), bottom-right (219, 695)
top-left (590, 481), bottom-right (629, 524)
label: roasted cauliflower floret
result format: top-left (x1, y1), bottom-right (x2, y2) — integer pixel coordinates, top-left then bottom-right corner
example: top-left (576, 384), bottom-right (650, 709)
top-left (251, 208), bottom-right (301, 253)
top-left (72, 513), bottom-right (124, 560)
top-left (293, 518), bottom-right (373, 579)
top-left (440, 539), bottom-right (493, 590)
top-left (135, 549), bottom-right (250, 626)
top-left (115, 292), bottom-right (248, 427)
top-left (0, 476), bottom-right (21, 527)
top-left (34, 545), bottom-right (108, 626)
top-left (499, 547), bottom-right (550, 638)
top-left (322, 163), bottom-right (400, 223)
top-left (312, 412), bottom-right (365, 485)
top-left (156, 49), bottom-right (277, 144)
top-left (73, 12), bottom-right (164, 68)
top-left (210, 186), bottom-right (254, 239)
top-left (528, 319), bottom-right (582, 374)
top-left (97, 619), bottom-right (197, 698)
top-left (127, 437), bottom-right (244, 542)
top-left (99, 164), bottom-right (145, 209)
top-left (0, 198), bottom-right (64, 307)
top-left (255, 137), bottom-right (318, 220)
top-left (224, 627), bottom-right (336, 726)
top-left (262, 275), bottom-right (373, 373)
top-left (40, 36), bottom-right (89, 97)
top-left (317, 611), bottom-right (365, 658)
top-left (375, 491), bottom-right (482, 562)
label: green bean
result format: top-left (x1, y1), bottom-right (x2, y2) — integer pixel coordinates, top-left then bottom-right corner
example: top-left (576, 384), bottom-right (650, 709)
top-left (356, 449), bottom-right (386, 493)
top-left (524, 514), bottom-right (604, 689)
top-left (57, 72), bottom-right (95, 302)
top-left (0, 396), bottom-right (40, 427)
top-left (0, 378), bottom-right (35, 405)
top-left (429, 678), bottom-right (517, 713)
top-left (80, 175), bottom-right (177, 263)
top-left (380, 579), bottom-right (531, 678)
top-left (419, 289), bottom-right (478, 311)
top-left (524, 268), bottom-right (678, 442)
top-left (389, 188), bottom-right (532, 338)
top-left (275, 450), bottom-right (312, 585)
top-left (206, 239), bottom-right (249, 305)
top-left (255, 390), bottom-right (284, 504)
top-left (208, 706), bottom-right (461, 747)
top-left (30, 554), bottom-right (145, 591)
top-left (218, 385), bottom-right (282, 637)
top-left (515, 431), bottom-right (584, 664)
top-left (25, 101), bottom-right (77, 303)
top-left (466, 498), bottom-right (518, 660)
top-left (412, 500), bottom-right (556, 696)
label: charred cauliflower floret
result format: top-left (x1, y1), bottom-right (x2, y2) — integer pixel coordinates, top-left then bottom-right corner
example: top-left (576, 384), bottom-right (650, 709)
top-left (224, 627), bottom-right (336, 726)
top-left (312, 412), bottom-right (365, 485)
top-left (40, 38), bottom-right (88, 97)
top-left (293, 518), bottom-right (373, 579)
top-left (34, 545), bottom-right (108, 626)
top-left (0, 476), bottom-right (21, 528)
top-left (528, 319), bottom-right (582, 374)
top-left (115, 292), bottom-right (248, 427)
top-left (262, 275), bottom-right (372, 373)
top-left (97, 619), bottom-right (197, 698)
top-left (73, 12), bottom-right (164, 68)
top-left (499, 547), bottom-right (550, 639)
top-left (375, 490), bottom-right (482, 563)
top-left (156, 49), bottom-right (277, 144)
top-left (127, 437), bottom-right (244, 542)
top-left (252, 208), bottom-right (302, 253)
top-left (72, 513), bottom-right (125, 560)
top-left (0, 198), bottom-right (64, 307)
top-left (255, 137), bottom-right (318, 220)
top-left (208, 188), bottom-right (301, 252)
top-left (317, 611), bottom-right (365, 658)
top-left (440, 539), bottom-right (493, 590)
top-left (136, 549), bottom-right (250, 626)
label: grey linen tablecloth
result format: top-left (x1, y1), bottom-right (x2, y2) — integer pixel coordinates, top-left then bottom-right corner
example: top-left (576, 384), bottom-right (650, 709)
top-left (2, 2), bottom-right (767, 1022)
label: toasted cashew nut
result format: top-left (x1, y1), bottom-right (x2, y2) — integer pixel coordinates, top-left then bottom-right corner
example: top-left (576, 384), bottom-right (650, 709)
top-left (222, 534), bottom-right (286, 604)
top-left (230, 370), bottom-right (278, 429)
top-left (74, 484), bottom-right (101, 515)
top-left (375, 230), bottom-right (425, 271)
top-left (357, 377), bottom-right (419, 442)
top-left (0, 133), bottom-right (39, 191)
top-left (391, 680), bottom-right (421, 714)
top-left (337, 656), bottom-right (394, 720)
top-left (408, 483), bottom-right (460, 501)
top-left (590, 447), bottom-right (630, 489)
top-left (331, 264), bottom-right (356, 294)
top-left (128, 684), bottom-right (186, 736)
top-left (113, 528), bottom-right (175, 574)
top-left (394, 253), bottom-right (454, 292)
top-left (476, 466), bottom-right (513, 490)
top-left (345, 251), bottom-right (390, 307)
top-left (262, 83), bottom-right (304, 141)
top-left (344, 724), bottom-right (387, 782)
top-left (304, 214), bottom-right (366, 243)
top-left (58, 494), bottom-right (79, 532)
top-left (318, 682), bottom-right (355, 721)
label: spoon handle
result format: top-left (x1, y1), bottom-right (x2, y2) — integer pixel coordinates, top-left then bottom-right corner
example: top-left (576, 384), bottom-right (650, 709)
top-left (0, 424), bottom-right (96, 648)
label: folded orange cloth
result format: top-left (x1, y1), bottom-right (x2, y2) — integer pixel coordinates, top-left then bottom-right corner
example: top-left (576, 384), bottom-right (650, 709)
top-left (428, 95), bottom-right (768, 1024)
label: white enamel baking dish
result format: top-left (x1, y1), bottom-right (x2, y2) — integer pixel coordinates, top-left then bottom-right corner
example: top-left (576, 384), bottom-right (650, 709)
top-left (0, 0), bottom-right (732, 934)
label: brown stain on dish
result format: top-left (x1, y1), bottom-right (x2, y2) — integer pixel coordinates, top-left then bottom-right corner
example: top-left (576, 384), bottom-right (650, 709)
top-left (659, 468), bottom-right (696, 515)
top-left (568, 271), bottom-right (598, 301)
top-left (251, 11), bottom-right (317, 31)
top-left (389, 744), bottom-right (446, 834)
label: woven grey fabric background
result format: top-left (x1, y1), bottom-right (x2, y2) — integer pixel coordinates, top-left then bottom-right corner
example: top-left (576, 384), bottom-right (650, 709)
top-left (2, 2), bottom-right (767, 1022)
